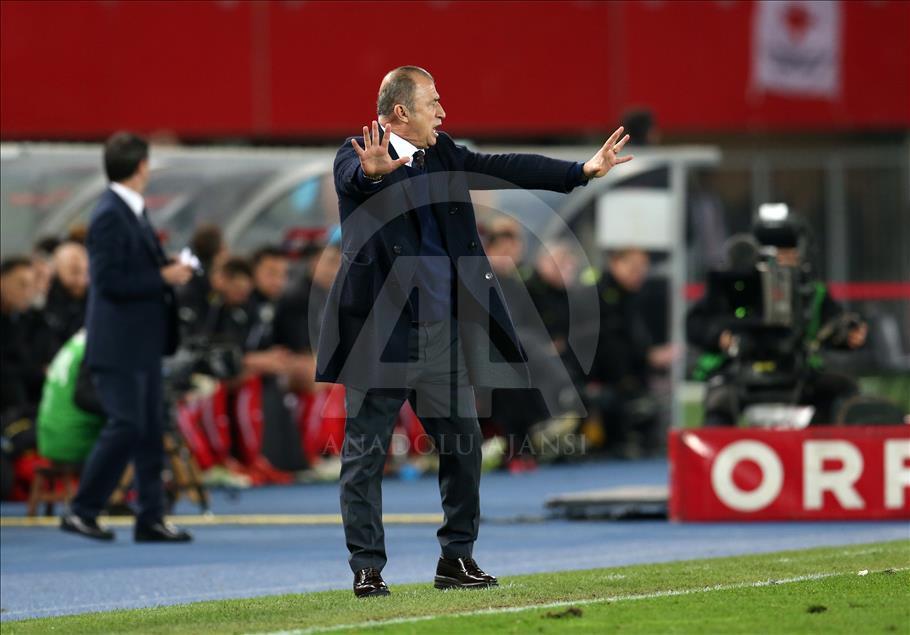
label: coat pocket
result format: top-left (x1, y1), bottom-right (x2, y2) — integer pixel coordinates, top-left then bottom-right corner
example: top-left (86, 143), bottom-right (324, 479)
top-left (338, 253), bottom-right (375, 317)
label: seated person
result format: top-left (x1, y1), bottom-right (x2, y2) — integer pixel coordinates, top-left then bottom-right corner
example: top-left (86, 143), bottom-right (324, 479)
top-left (589, 248), bottom-right (674, 456)
top-left (185, 256), bottom-right (256, 349)
top-left (176, 224), bottom-right (228, 331)
top-left (1, 257), bottom-right (44, 418)
top-left (40, 242), bottom-right (90, 363)
top-left (245, 246), bottom-right (315, 389)
top-left (243, 246), bottom-right (315, 471)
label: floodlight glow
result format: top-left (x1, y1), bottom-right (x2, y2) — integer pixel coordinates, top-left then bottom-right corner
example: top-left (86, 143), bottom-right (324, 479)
top-left (758, 203), bottom-right (789, 222)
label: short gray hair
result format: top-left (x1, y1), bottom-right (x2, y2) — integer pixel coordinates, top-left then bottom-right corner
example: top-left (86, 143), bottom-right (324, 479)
top-left (377, 66), bottom-right (434, 117)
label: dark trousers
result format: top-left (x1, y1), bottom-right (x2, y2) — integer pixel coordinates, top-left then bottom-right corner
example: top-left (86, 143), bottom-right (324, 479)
top-left (70, 367), bottom-right (165, 526)
top-left (340, 320), bottom-right (481, 573)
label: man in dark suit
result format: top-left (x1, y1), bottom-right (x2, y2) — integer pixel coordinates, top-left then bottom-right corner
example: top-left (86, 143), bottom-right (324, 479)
top-left (61, 132), bottom-right (194, 542)
top-left (316, 66), bottom-right (632, 597)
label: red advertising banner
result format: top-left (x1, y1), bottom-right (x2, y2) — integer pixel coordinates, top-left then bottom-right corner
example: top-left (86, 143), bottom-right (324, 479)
top-left (669, 426), bottom-right (910, 521)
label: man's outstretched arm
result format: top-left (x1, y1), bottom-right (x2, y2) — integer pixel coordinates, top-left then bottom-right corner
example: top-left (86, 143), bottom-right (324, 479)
top-left (455, 126), bottom-right (632, 192)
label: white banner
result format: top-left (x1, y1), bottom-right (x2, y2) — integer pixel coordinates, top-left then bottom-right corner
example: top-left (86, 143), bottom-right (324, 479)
top-left (597, 189), bottom-right (672, 250)
top-left (751, 0), bottom-right (842, 99)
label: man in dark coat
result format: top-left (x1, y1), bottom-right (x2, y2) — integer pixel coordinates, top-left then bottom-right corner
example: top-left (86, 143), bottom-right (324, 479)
top-left (61, 132), bottom-right (194, 542)
top-left (316, 66), bottom-right (633, 597)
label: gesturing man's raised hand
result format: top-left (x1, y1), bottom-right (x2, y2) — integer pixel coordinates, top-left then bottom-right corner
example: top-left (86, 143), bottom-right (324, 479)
top-left (583, 126), bottom-right (633, 179)
top-left (351, 121), bottom-right (411, 178)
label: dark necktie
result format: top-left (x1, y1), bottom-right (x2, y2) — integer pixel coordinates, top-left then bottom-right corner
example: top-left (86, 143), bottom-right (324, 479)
top-left (412, 149), bottom-right (426, 171)
top-left (140, 208), bottom-right (155, 234)
top-left (140, 208), bottom-right (165, 263)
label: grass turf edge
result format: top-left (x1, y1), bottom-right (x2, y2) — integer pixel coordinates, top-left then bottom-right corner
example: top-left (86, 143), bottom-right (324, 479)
top-left (2, 539), bottom-right (908, 635)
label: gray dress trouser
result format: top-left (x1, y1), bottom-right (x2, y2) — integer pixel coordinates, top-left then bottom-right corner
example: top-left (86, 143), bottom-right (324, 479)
top-left (340, 319), bottom-right (481, 573)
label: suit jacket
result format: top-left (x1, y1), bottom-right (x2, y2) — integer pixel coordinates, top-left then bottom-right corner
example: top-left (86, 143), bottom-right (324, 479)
top-left (84, 188), bottom-right (179, 371)
top-left (315, 131), bottom-right (586, 391)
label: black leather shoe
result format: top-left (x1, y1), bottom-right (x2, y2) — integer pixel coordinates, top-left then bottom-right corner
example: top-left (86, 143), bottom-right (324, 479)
top-left (60, 513), bottom-right (115, 541)
top-left (434, 556), bottom-right (498, 589)
top-left (134, 520), bottom-right (193, 543)
top-left (354, 568), bottom-right (390, 598)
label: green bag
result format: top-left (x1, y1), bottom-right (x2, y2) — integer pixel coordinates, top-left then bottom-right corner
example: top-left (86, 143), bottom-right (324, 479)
top-left (36, 330), bottom-right (106, 463)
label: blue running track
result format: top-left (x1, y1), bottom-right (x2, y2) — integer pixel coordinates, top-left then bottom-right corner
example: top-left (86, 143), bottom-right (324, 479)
top-left (2, 459), bottom-right (907, 621)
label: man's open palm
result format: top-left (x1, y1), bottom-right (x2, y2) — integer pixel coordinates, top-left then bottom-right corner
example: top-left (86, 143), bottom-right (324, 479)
top-left (352, 121), bottom-right (410, 178)
top-left (583, 126), bottom-right (633, 178)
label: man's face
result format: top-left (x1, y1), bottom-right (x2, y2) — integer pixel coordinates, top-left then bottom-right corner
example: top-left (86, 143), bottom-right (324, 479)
top-left (610, 250), bottom-right (650, 293)
top-left (221, 275), bottom-right (253, 307)
top-left (537, 246), bottom-right (578, 289)
top-left (55, 247), bottom-right (89, 299)
top-left (1, 266), bottom-right (36, 313)
top-left (402, 78), bottom-right (446, 148)
top-left (254, 256), bottom-right (288, 300)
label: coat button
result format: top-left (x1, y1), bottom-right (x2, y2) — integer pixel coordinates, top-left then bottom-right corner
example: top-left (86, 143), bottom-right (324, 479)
top-left (449, 205), bottom-right (459, 215)
top-left (392, 245), bottom-right (403, 255)
top-left (484, 272), bottom-right (493, 280)
top-left (469, 240), bottom-right (477, 250)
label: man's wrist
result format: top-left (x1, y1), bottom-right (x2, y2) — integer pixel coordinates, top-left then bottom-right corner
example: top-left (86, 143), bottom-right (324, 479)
top-left (356, 166), bottom-right (383, 189)
top-left (570, 161), bottom-right (591, 188)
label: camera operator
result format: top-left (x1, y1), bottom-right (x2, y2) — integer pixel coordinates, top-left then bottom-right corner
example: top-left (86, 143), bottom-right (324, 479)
top-left (687, 206), bottom-right (867, 427)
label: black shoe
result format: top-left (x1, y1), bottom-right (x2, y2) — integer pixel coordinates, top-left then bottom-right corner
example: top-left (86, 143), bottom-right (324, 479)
top-left (60, 513), bottom-right (115, 541)
top-left (354, 567), bottom-right (390, 598)
top-left (134, 520), bottom-right (193, 543)
top-left (434, 556), bottom-right (499, 589)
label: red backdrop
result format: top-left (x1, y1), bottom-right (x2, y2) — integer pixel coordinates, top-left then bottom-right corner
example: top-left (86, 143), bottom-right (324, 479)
top-left (2, 0), bottom-right (909, 140)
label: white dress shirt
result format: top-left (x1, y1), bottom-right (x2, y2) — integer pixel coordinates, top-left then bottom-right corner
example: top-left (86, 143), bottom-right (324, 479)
top-left (109, 181), bottom-right (145, 218)
top-left (388, 132), bottom-right (422, 167)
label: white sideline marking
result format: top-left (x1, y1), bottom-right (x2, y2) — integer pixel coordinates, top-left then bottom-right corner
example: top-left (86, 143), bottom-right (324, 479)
top-left (256, 569), bottom-right (904, 635)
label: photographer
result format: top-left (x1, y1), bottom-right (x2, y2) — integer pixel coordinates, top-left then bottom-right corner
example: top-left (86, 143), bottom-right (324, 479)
top-left (687, 206), bottom-right (867, 427)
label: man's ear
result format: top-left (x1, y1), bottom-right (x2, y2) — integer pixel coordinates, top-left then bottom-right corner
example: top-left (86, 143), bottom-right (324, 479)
top-left (394, 104), bottom-right (409, 123)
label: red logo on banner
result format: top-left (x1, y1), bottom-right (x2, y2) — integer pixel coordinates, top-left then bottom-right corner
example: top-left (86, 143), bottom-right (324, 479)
top-left (669, 426), bottom-right (910, 521)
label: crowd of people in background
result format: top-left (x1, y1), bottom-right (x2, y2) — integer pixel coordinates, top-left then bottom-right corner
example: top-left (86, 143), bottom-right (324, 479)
top-left (1, 207), bottom-right (673, 501)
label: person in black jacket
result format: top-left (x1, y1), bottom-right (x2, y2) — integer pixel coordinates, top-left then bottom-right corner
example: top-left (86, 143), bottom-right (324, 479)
top-left (319, 66), bottom-right (633, 597)
top-left (1, 256), bottom-right (42, 500)
top-left (184, 256), bottom-right (254, 348)
top-left (242, 246), bottom-right (312, 472)
top-left (1, 257), bottom-right (42, 417)
top-left (589, 249), bottom-right (675, 456)
top-left (61, 132), bottom-right (194, 543)
top-left (40, 242), bottom-right (90, 362)
top-left (176, 224), bottom-right (227, 336)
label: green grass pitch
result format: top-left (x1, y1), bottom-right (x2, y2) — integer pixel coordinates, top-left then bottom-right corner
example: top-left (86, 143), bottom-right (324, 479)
top-left (4, 540), bottom-right (908, 634)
